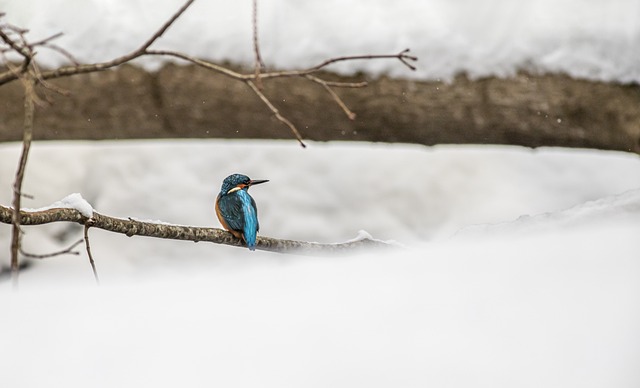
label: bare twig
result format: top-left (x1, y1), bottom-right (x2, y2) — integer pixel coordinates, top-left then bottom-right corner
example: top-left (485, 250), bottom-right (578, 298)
top-left (146, 49), bottom-right (415, 82)
top-left (146, 50), bottom-right (396, 141)
top-left (84, 219), bottom-right (100, 285)
top-left (306, 74), bottom-right (357, 120)
top-left (142, 0), bottom-right (195, 51)
top-left (20, 238), bottom-right (84, 259)
top-left (39, 42), bottom-right (81, 66)
top-left (315, 79), bottom-right (368, 88)
top-left (0, 205), bottom-right (393, 255)
top-left (1, 27), bottom-right (62, 105)
top-left (252, 0), bottom-right (265, 89)
top-left (29, 58), bottom-right (71, 100)
top-left (302, 49), bottom-right (418, 73)
top-left (246, 80), bottom-right (307, 147)
top-left (397, 48), bottom-right (418, 70)
top-left (0, 28), bottom-right (30, 60)
top-left (146, 50), bottom-right (248, 79)
top-left (23, 32), bottom-right (63, 49)
top-left (0, 0), bottom-right (195, 86)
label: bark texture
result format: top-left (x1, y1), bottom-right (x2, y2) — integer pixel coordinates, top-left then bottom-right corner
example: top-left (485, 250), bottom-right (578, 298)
top-left (0, 205), bottom-right (390, 255)
top-left (1, 64), bottom-right (639, 153)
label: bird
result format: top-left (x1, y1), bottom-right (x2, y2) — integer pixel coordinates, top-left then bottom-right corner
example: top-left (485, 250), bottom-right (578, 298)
top-left (215, 173), bottom-right (268, 251)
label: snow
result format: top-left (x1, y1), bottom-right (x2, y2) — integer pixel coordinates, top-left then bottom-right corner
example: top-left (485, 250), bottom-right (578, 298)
top-left (24, 192), bottom-right (94, 218)
top-left (2, 0), bottom-right (639, 83)
top-left (456, 188), bottom-right (640, 238)
top-left (1, 140), bottom-right (640, 387)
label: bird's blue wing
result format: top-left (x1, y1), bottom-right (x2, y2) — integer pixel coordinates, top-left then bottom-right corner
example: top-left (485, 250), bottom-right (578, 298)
top-left (237, 190), bottom-right (259, 249)
top-left (217, 193), bottom-right (245, 231)
top-left (218, 191), bottom-right (260, 250)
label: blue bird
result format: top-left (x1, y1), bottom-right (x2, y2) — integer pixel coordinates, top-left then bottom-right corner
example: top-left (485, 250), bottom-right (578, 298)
top-left (215, 173), bottom-right (268, 251)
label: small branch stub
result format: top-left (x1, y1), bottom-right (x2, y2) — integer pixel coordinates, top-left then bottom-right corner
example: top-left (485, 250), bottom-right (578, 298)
top-left (20, 238), bottom-right (83, 259)
top-left (83, 218), bottom-right (100, 285)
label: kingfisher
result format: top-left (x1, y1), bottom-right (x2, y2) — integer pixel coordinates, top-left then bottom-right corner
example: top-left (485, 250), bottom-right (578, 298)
top-left (215, 173), bottom-right (268, 251)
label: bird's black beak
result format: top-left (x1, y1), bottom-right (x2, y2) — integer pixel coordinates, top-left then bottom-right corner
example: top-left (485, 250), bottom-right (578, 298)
top-left (249, 179), bottom-right (269, 186)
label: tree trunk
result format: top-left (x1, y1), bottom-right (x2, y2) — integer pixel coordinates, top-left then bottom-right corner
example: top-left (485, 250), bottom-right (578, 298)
top-left (1, 64), bottom-right (638, 153)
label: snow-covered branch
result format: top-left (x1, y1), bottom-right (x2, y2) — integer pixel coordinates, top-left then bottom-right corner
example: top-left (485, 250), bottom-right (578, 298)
top-left (0, 201), bottom-right (391, 255)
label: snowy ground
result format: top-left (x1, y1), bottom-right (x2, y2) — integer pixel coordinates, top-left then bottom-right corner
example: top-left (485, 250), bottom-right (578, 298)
top-left (1, 140), bottom-right (640, 387)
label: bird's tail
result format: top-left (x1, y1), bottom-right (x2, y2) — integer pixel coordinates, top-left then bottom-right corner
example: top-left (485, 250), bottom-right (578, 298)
top-left (244, 232), bottom-right (257, 251)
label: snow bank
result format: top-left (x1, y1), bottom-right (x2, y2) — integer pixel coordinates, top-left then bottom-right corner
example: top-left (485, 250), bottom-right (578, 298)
top-left (2, 0), bottom-right (639, 83)
top-left (3, 212), bottom-right (640, 387)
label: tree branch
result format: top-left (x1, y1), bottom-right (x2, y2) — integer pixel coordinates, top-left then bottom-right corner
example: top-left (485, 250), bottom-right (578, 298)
top-left (144, 49), bottom-right (415, 82)
top-left (10, 75), bottom-right (35, 289)
top-left (0, 205), bottom-right (392, 255)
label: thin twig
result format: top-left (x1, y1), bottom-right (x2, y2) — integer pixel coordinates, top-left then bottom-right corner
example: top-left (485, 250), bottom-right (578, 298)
top-left (246, 80), bottom-right (306, 148)
top-left (317, 79), bottom-right (368, 88)
top-left (397, 48), bottom-right (418, 71)
top-left (2, 46), bottom-right (417, 86)
top-left (139, 0), bottom-right (195, 52)
top-left (84, 219), bottom-right (100, 285)
top-left (146, 49), bottom-right (414, 81)
top-left (303, 49), bottom-right (418, 73)
top-left (1, 30), bottom-right (52, 106)
top-left (0, 28), bottom-right (30, 60)
top-left (4, 23), bottom-right (29, 35)
top-left (306, 74), bottom-right (357, 120)
top-left (40, 43), bottom-right (81, 66)
top-left (20, 238), bottom-right (84, 259)
top-left (24, 32), bottom-right (63, 49)
top-left (0, 0), bottom-right (196, 85)
top-left (252, 0), bottom-right (265, 89)
top-left (29, 57), bottom-right (71, 99)
top-left (146, 50), bottom-right (249, 79)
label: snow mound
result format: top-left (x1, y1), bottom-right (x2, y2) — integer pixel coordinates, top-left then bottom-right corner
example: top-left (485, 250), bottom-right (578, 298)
top-left (456, 188), bottom-right (640, 238)
top-left (24, 193), bottom-right (94, 218)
